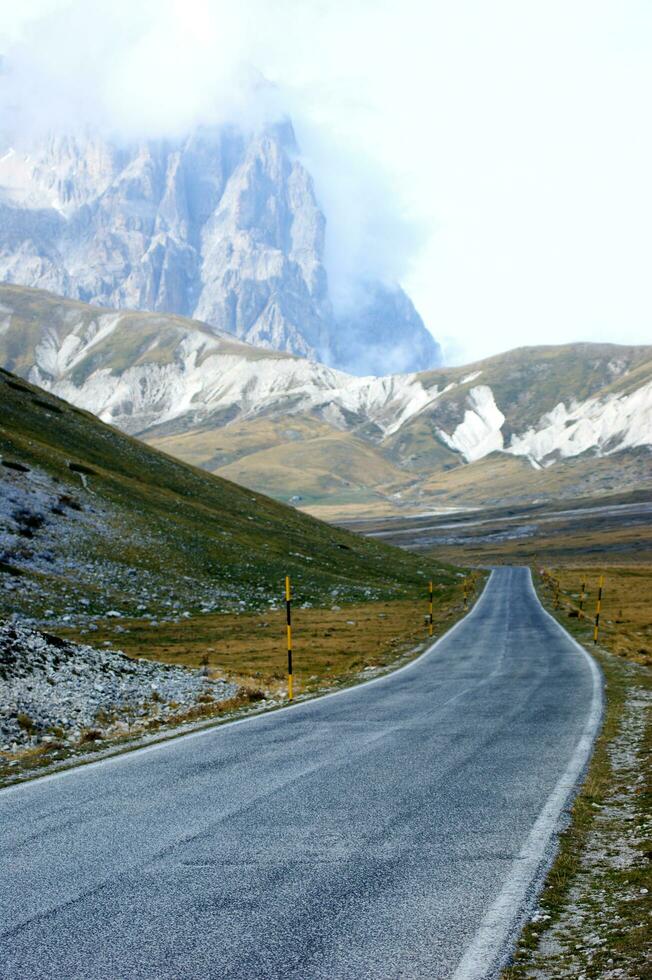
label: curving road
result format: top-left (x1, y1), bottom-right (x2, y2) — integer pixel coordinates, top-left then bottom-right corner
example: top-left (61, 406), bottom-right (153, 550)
top-left (0, 567), bottom-right (601, 979)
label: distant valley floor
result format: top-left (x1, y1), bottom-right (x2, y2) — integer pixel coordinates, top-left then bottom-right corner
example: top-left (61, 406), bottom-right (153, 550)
top-left (340, 490), bottom-right (652, 567)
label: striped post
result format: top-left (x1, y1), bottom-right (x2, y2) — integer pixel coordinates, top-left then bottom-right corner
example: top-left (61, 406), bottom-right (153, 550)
top-left (428, 581), bottom-right (433, 637)
top-left (579, 580), bottom-right (586, 613)
top-left (285, 576), bottom-right (293, 699)
top-left (593, 575), bottom-right (604, 645)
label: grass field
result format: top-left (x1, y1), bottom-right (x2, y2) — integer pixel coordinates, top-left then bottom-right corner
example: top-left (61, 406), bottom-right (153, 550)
top-left (434, 520), bottom-right (652, 567)
top-left (57, 580), bottom-right (480, 701)
top-left (352, 490), bottom-right (652, 568)
top-left (148, 415), bottom-right (413, 511)
top-left (540, 565), bottom-right (652, 666)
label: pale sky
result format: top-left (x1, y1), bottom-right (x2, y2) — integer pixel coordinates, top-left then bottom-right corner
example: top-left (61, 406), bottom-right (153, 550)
top-left (1, 0), bottom-right (652, 363)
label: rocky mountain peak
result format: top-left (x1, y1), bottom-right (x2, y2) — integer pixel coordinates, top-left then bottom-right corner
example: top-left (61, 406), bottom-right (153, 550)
top-left (0, 122), bottom-right (441, 376)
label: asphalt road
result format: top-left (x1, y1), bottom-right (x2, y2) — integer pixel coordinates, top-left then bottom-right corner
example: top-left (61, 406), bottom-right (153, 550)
top-left (0, 567), bottom-right (601, 980)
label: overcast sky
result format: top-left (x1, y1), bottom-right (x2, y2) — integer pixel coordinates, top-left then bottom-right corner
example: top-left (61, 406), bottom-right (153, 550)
top-left (2, 0), bottom-right (651, 364)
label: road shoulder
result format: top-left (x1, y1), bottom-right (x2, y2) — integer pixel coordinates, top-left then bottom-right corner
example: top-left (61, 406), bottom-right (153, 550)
top-left (503, 572), bottom-right (652, 979)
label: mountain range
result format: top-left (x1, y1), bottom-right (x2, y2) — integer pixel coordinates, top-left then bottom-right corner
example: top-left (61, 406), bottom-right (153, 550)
top-left (0, 123), bottom-right (440, 377)
top-left (1, 284), bottom-right (650, 519)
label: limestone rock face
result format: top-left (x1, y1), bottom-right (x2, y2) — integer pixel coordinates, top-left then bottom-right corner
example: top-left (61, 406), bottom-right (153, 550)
top-left (0, 123), bottom-right (441, 375)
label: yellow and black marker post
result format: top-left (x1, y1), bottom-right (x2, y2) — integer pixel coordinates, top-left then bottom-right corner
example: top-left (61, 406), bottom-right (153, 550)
top-left (428, 581), bottom-right (434, 637)
top-left (579, 580), bottom-right (586, 613)
top-left (593, 575), bottom-right (604, 645)
top-left (285, 575), bottom-right (293, 699)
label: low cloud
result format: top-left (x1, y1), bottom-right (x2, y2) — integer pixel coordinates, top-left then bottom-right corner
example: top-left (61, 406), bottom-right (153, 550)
top-left (0, 0), bottom-right (423, 319)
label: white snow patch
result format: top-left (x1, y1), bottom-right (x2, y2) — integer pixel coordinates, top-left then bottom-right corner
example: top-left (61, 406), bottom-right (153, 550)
top-left (29, 313), bottom-right (447, 438)
top-left (508, 380), bottom-right (652, 462)
top-left (32, 314), bottom-right (123, 378)
top-left (438, 386), bottom-right (505, 463)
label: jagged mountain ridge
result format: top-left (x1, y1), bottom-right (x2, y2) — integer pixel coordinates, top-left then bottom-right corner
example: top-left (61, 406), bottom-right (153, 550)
top-left (0, 284), bottom-right (434, 437)
top-left (0, 123), bottom-right (441, 376)
top-left (1, 285), bottom-right (650, 515)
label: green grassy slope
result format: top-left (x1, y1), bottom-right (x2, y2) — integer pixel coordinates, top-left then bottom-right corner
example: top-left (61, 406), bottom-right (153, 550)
top-left (148, 415), bottom-right (414, 508)
top-left (0, 369), bottom-right (456, 627)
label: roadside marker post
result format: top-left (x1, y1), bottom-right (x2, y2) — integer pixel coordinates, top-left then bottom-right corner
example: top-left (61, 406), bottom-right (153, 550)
top-left (579, 580), bottom-right (586, 613)
top-left (285, 576), bottom-right (293, 699)
top-left (428, 581), bottom-right (434, 637)
top-left (593, 575), bottom-right (604, 645)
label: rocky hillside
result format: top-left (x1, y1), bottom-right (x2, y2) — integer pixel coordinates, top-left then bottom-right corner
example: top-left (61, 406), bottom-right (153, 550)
top-left (0, 362), bottom-right (446, 633)
top-left (1, 285), bottom-right (650, 516)
top-left (0, 124), bottom-right (441, 376)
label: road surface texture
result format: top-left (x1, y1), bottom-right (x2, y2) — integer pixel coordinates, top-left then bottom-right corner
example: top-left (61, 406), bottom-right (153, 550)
top-left (0, 567), bottom-right (601, 979)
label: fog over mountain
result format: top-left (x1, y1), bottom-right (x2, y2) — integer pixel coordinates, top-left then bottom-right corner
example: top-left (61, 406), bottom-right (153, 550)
top-left (0, 3), bottom-right (441, 375)
top-left (0, 119), bottom-right (441, 376)
top-left (3, 2), bottom-right (652, 365)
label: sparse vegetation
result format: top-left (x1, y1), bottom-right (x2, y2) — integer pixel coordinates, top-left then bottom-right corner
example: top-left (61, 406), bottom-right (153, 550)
top-left (541, 565), bottom-right (652, 667)
top-left (357, 489), bottom-right (652, 567)
top-left (57, 586), bottom-right (475, 699)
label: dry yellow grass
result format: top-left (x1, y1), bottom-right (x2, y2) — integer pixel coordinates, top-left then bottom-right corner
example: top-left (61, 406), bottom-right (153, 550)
top-left (3, 578), bottom-right (480, 784)
top-left (147, 415), bottom-right (412, 509)
top-left (59, 587), bottom-right (476, 699)
top-left (147, 416), bottom-right (333, 470)
top-left (542, 564), bottom-right (652, 666)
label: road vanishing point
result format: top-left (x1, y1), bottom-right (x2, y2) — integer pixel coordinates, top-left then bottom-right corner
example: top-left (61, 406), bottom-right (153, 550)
top-left (0, 567), bottom-right (602, 979)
